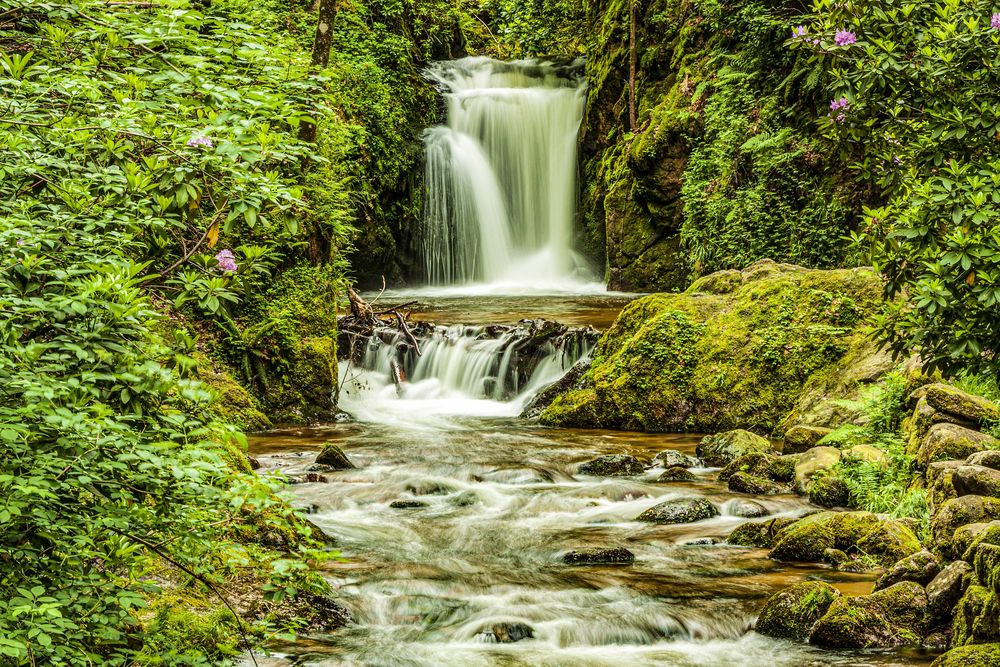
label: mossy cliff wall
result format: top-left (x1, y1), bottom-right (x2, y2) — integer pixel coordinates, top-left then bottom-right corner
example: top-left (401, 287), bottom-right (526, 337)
top-left (540, 261), bottom-right (884, 433)
top-left (581, 0), bottom-right (862, 291)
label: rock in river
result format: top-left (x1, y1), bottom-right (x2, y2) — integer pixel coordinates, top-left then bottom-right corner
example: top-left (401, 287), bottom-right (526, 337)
top-left (696, 430), bottom-right (773, 467)
top-left (577, 454), bottom-right (645, 477)
top-left (562, 547), bottom-right (635, 565)
top-left (809, 581), bottom-right (928, 649)
top-left (652, 449), bottom-right (700, 468)
top-left (756, 581), bottom-right (840, 640)
top-left (636, 497), bottom-right (718, 524)
top-left (310, 443), bottom-right (356, 472)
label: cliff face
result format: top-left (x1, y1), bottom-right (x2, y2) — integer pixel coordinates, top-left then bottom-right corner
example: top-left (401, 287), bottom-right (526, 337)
top-left (581, 0), bottom-right (862, 292)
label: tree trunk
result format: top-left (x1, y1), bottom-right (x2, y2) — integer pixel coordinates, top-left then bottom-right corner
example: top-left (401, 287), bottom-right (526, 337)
top-left (300, 0), bottom-right (338, 143)
top-left (628, 0), bottom-right (637, 132)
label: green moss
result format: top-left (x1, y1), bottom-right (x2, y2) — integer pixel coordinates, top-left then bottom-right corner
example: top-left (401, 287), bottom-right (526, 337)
top-left (540, 264), bottom-right (882, 433)
top-left (198, 358), bottom-right (271, 432)
top-left (770, 511), bottom-right (921, 566)
top-left (809, 475), bottom-right (850, 508)
top-left (809, 581), bottom-right (927, 649)
top-left (952, 585), bottom-right (999, 645)
top-left (137, 591), bottom-right (239, 666)
top-left (932, 644), bottom-right (1000, 667)
top-left (756, 581), bottom-right (840, 640)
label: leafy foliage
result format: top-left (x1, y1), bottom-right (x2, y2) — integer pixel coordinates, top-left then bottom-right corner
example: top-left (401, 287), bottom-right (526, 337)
top-left (798, 0), bottom-right (1000, 373)
top-left (0, 0), bottom-right (338, 663)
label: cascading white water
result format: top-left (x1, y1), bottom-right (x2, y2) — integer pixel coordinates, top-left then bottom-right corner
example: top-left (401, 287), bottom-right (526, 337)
top-left (421, 58), bottom-right (590, 289)
top-left (338, 324), bottom-right (593, 426)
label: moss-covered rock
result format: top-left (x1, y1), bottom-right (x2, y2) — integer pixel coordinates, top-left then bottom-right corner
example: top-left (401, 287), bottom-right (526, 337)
top-left (658, 466), bottom-right (697, 482)
top-left (636, 497), bottom-right (718, 524)
top-left (540, 265), bottom-right (883, 433)
top-left (770, 511), bottom-right (921, 566)
top-left (697, 430), bottom-right (774, 467)
top-left (768, 455), bottom-right (799, 483)
top-left (932, 496), bottom-right (1000, 557)
top-left (264, 336), bottom-right (338, 424)
top-left (952, 585), bottom-right (1000, 645)
top-left (728, 517), bottom-right (797, 548)
top-left (874, 550), bottom-right (941, 591)
top-left (969, 450), bottom-right (1000, 471)
top-left (842, 444), bottom-right (890, 467)
top-left (577, 454), bottom-right (645, 476)
top-left (755, 581), bottom-right (841, 640)
top-left (794, 446), bottom-right (842, 493)
top-left (809, 581), bottom-right (929, 649)
top-left (562, 547), bottom-right (635, 565)
top-left (651, 449), bottom-right (700, 468)
top-left (954, 465), bottom-right (1000, 498)
top-left (138, 591), bottom-right (240, 664)
top-left (959, 522), bottom-right (1000, 562)
top-left (927, 560), bottom-right (973, 622)
top-left (924, 383), bottom-right (1000, 424)
top-left (927, 460), bottom-right (964, 512)
top-left (918, 423), bottom-right (997, 468)
top-left (728, 472), bottom-right (782, 495)
top-left (784, 425), bottom-right (834, 455)
top-left (719, 452), bottom-right (776, 481)
top-left (198, 360), bottom-right (271, 432)
top-left (808, 476), bottom-right (850, 508)
top-left (312, 444), bottom-right (355, 471)
top-left (931, 644), bottom-right (1000, 667)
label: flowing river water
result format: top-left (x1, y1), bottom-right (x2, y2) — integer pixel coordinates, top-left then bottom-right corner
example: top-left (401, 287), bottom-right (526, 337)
top-left (246, 295), bottom-right (936, 667)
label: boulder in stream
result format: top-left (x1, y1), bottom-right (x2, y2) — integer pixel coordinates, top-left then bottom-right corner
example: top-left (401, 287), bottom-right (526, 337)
top-left (696, 430), bottom-right (773, 467)
top-left (756, 581), bottom-right (841, 640)
top-left (874, 550), bottom-right (941, 591)
top-left (310, 443), bottom-right (356, 472)
top-left (651, 449), bottom-right (700, 469)
top-left (728, 517), bottom-right (797, 548)
top-left (809, 581), bottom-right (928, 648)
top-left (577, 454), bottom-right (645, 477)
top-left (728, 472), bottom-right (782, 495)
top-left (657, 466), bottom-right (696, 482)
top-left (770, 511), bottom-right (921, 566)
top-left (783, 425), bottom-right (833, 454)
top-left (728, 499), bottom-right (769, 518)
top-left (389, 500), bottom-right (429, 509)
top-left (476, 621), bottom-right (534, 643)
top-left (808, 476), bottom-right (850, 508)
top-left (636, 497), bottom-right (718, 524)
top-left (562, 547), bottom-right (635, 565)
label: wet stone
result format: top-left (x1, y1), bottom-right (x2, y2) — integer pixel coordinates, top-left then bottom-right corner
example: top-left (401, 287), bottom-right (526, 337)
top-left (562, 547), bottom-right (635, 565)
top-left (476, 621), bottom-right (534, 643)
top-left (728, 499), bottom-right (769, 518)
top-left (577, 454), bottom-right (645, 476)
top-left (389, 500), bottom-right (429, 509)
top-left (314, 443), bottom-right (356, 470)
top-left (651, 449), bottom-right (700, 469)
top-left (657, 466), bottom-right (696, 482)
top-left (636, 497), bottom-right (718, 524)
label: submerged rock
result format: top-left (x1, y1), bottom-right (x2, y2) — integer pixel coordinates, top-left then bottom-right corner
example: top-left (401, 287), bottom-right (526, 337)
top-left (577, 454), bottom-right (645, 477)
top-left (562, 547), bottom-right (635, 565)
top-left (389, 500), bottom-right (429, 509)
top-left (696, 430), bottom-right (773, 467)
top-left (636, 497), bottom-right (718, 524)
top-left (311, 443), bottom-right (356, 471)
top-left (874, 550), bottom-right (941, 592)
top-left (476, 621), bottom-right (534, 643)
top-left (770, 511), bottom-right (921, 566)
top-left (756, 581), bottom-right (841, 640)
top-left (651, 449), bottom-right (700, 469)
top-left (657, 466), bottom-right (696, 482)
top-left (728, 472), bottom-right (782, 495)
top-left (728, 499), bottom-right (769, 518)
top-left (809, 581), bottom-right (928, 648)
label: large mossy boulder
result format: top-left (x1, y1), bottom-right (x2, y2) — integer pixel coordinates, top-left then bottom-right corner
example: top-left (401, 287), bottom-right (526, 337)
top-left (783, 425), bottom-right (833, 454)
top-left (696, 430), bottom-right (773, 467)
top-left (636, 497), bottom-right (718, 524)
top-left (538, 265), bottom-right (883, 432)
top-left (953, 465), bottom-right (1000, 498)
top-left (931, 644), bottom-right (1000, 667)
top-left (808, 476), bottom-right (850, 508)
top-left (718, 451), bottom-right (775, 481)
top-left (874, 550), bottom-right (941, 591)
top-left (728, 472), bottom-right (782, 495)
top-left (809, 581), bottom-right (928, 648)
top-left (924, 383), bottom-right (1000, 424)
top-left (969, 450), bottom-right (1000, 471)
top-left (932, 496), bottom-right (1000, 557)
top-left (770, 511), bottom-right (921, 566)
top-left (917, 423), bottom-right (997, 468)
top-left (927, 560), bottom-right (973, 621)
top-left (577, 454), bottom-right (645, 477)
top-left (794, 446), bottom-right (841, 493)
top-left (728, 517), bottom-right (797, 548)
top-left (952, 584), bottom-right (1000, 645)
top-left (755, 581), bottom-right (840, 640)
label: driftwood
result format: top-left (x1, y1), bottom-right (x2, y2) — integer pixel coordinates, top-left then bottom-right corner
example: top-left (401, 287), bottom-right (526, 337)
top-left (340, 286), bottom-right (424, 359)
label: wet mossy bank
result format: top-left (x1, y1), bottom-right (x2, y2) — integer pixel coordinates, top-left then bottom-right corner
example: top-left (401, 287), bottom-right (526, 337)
top-left (539, 261), bottom-right (886, 434)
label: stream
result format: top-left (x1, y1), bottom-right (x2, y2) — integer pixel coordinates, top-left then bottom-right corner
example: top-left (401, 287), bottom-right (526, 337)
top-left (246, 295), bottom-right (936, 667)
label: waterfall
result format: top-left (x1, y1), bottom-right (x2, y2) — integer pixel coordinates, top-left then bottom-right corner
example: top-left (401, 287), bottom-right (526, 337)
top-left (338, 322), bottom-right (595, 426)
top-left (421, 58), bottom-right (589, 289)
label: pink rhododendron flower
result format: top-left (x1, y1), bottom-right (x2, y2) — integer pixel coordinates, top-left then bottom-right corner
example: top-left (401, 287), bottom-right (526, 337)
top-left (215, 249), bottom-right (238, 272)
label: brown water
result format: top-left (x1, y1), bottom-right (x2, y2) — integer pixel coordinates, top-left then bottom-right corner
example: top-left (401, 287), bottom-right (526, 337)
top-left (244, 295), bottom-right (937, 667)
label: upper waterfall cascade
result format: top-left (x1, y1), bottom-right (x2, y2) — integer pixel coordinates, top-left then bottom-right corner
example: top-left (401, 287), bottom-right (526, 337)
top-left (420, 58), bottom-right (591, 290)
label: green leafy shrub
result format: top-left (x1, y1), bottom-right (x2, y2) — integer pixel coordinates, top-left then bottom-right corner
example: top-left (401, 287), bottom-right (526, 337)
top-left (798, 0), bottom-right (1000, 373)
